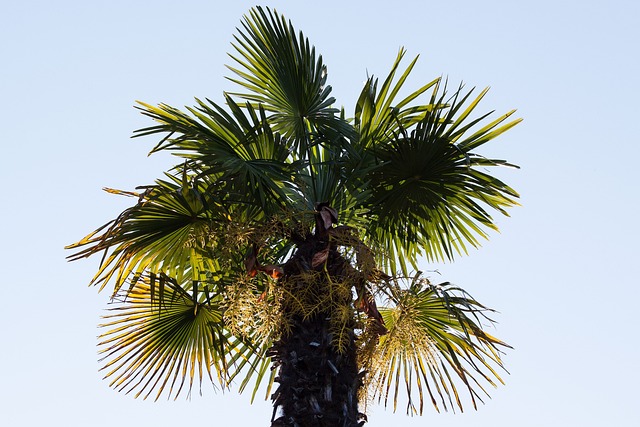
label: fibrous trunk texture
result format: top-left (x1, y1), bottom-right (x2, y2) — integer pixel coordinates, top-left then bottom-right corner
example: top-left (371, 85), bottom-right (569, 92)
top-left (269, 216), bottom-right (365, 426)
top-left (270, 313), bottom-right (363, 427)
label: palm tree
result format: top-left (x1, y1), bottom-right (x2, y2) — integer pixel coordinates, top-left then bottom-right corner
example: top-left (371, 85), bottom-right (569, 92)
top-left (67, 6), bottom-right (521, 426)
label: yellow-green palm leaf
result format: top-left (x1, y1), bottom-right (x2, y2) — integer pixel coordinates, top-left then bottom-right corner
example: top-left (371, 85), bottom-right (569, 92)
top-left (362, 275), bottom-right (510, 414)
top-left (98, 276), bottom-right (251, 401)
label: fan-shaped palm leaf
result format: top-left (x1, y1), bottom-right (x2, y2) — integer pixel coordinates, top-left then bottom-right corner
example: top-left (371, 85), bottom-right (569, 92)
top-left (66, 173), bottom-right (229, 296)
top-left (227, 7), bottom-right (350, 146)
top-left (360, 78), bottom-right (521, 273)
top-left (362, 275), bottom-right (509, 414)
top-left (98, 277), bottom-right (251, 401)
top-left (135, 96), bottom-right (301, 216)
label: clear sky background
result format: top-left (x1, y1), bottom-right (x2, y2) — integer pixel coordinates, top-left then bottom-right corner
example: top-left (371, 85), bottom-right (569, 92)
top-left (2, 1), bottom-right (638, 426)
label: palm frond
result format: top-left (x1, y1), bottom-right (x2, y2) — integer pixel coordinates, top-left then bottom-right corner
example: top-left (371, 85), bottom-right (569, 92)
top-left (66, 174), bottom-right (228, 296)
top-left (362, 276), bottom-right (510, 414)
top-left (134, 96), bottom-right (302, 215)
top-left (227, 6), bottom-right (352, 158)
top-left (353, 49), bottom-right (440, 151)
top-left (363, 81), bottom-right (521, 273)
top-left (97, 277), bottom-right (250, 401)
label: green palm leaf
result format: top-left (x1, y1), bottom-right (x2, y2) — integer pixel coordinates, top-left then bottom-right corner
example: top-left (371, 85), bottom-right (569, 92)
top-left (135, 96), bottom-right (302, 216)
top-left (353, 49), bottom-right (440, 151)
top-left (228, 8), bottom-right (335, 138)
top-left (98, 277), bottom-right (246, 401)
top-left (65, 173), bottom-right (229, 296)
top-left (227, 7), bottom-right (353, 163)
top-left (362, 80), bottom-right (521, 273)
top-left (362, 276), bottom-right (510, 414)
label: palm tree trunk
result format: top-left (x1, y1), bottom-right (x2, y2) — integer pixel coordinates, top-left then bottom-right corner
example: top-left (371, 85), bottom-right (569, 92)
top-left (270, 313), bottom-right (362, 426)
top-left (270, 235), bottom-right (364, 426)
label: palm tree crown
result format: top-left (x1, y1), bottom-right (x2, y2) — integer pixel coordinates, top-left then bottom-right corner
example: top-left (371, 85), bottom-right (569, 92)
top-left (67, 6), bottom-right (521, 424)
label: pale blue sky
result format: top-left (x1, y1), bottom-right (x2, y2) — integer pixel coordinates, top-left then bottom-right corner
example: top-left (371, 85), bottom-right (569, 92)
top-left (1, 1), bottom-right (638, 426)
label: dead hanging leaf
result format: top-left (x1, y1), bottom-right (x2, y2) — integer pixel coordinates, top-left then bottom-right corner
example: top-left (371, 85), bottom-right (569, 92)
top-left (315, 203), bottom-right (338, 232)
top-left (355, 282), bottom-right (387, 335)
top-left (320, 210), bottom-right (333, 230)
top-left (319, 206), bottom-right (337, 229)
top-left (244, 245), bottom-right (259, 277)
top-left (326, 206), bottom-right (338, 223)
top-left (244, 244), bottom-right (284, 279)
top-left (359, 296), bottom-right (387, 335)
top-left (311, 247), bottom-right (330, 268)
top-left (260, 265), bottom-right (284, 279)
